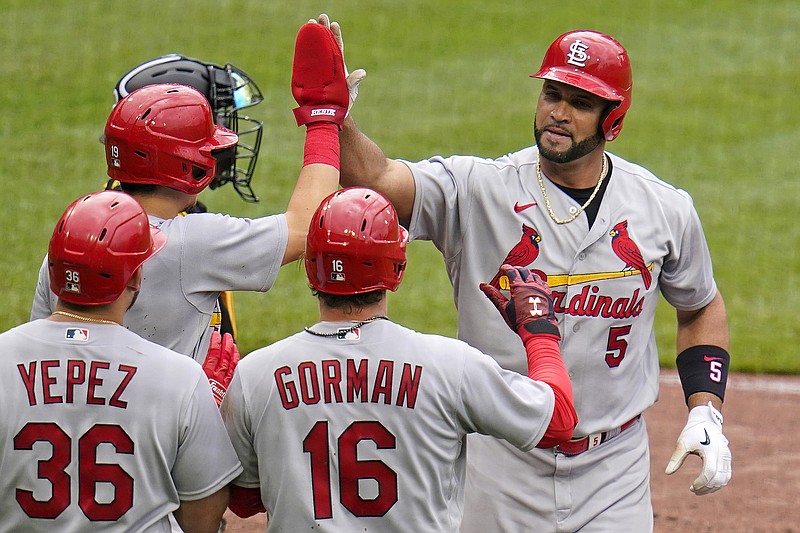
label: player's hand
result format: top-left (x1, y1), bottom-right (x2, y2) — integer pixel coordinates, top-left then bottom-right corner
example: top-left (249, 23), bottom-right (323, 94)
top-left (665, 401), bottom-right (732, 495)
top-left (202, 331), bottom-right (240, 407)
top-left (291, 18), bottom-right (349, 127)
top-left (479, 265), bottom-right (560, 343)
top-left (310, 13), bottom-right (366, 117)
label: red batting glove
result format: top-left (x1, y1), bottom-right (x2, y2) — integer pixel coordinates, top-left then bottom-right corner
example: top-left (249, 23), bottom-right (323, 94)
top-left (479, 265), bottom-right (560, 343)
top-left (291, 22), bottom-right (349, 127)
top-left (202, 331), bottom-right (240, 407)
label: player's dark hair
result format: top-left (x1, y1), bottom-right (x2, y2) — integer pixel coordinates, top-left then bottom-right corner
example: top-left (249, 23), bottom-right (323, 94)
top-left (311, 289), bottom-right (385, 311)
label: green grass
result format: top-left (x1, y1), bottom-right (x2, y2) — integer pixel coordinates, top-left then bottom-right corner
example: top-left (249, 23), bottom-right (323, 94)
top-left (2, 0), bottom-right (797, 373)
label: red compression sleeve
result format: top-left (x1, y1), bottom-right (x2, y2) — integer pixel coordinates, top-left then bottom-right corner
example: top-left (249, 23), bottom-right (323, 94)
top-left (303, 123), bottom-right (339, 169)
top-left (523, 334), bottom-right (578, 448)
top-left (228, 485), bottom-right (266, 518)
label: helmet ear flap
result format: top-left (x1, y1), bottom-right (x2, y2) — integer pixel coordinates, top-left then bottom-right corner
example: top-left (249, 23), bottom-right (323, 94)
top-left (600, 102), bottom-right (625, 141)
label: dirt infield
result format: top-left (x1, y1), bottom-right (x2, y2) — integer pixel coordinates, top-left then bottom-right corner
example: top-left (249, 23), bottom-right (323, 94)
top-left (224, 371), bottom-right (800, 532)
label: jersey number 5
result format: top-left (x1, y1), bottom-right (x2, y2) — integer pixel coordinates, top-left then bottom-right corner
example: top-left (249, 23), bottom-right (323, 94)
top-left (303, 420), bottom-right (398, 520)
top-left (14, 422), bottom-right (134, 520)
top-left (605, 325), bottom-right (632, 368)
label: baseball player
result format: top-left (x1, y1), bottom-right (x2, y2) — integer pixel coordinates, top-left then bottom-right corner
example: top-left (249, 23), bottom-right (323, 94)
top-left (326, 18), bottom-right (732, 532)
top-left (0, 190), bottom-right (241, 532)
top-left (221, 187), bottom-right (578, 531)
top-left (31, 22), bottom-right (349, 371)
top-left (105, 52), bottom-right (268, 342)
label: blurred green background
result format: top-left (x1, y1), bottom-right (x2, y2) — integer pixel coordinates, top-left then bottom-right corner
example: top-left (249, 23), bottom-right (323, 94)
top-left (2, 0), bottom-right (797, 373)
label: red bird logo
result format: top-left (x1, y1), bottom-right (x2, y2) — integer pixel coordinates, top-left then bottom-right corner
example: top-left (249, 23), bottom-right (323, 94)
top-left (489, 224), bottom-right (541, 288)
top-left (609, 220), bottom-right (651, 289)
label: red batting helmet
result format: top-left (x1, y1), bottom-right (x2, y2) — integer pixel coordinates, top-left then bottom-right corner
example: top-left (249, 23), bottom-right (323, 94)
top-left (305, 187), bottom-right (408, 295)
top-left (49, 191), bottom-right (167, 306)
top-left (104, 83), bottom-right (238, 195)
top-left (532, 30), bottom-right (632, 141)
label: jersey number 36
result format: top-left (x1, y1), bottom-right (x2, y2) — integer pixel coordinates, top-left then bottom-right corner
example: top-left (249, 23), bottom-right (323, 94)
top-left (14, 422), bottom-right (134, 520)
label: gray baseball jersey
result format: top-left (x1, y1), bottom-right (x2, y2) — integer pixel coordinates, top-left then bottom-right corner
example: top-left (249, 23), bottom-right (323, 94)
top-left (404, 146), bottom-right (717, 531)
top-left (31, 211), bottom-right (287, 362)
top-left (0, 319), bottom-right (242, 532)
top-left (222, 318), bottom-right (556, 532)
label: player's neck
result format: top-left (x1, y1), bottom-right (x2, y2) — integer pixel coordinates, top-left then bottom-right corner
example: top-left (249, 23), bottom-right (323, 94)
top-left (131, 188), bottom-right (198, 219)
top-left (318, 301), bottom-right (388, 323)
top-left (49, 301), bottom-right (126, 327)
top-left (539, 149), bottom-right (606, 189)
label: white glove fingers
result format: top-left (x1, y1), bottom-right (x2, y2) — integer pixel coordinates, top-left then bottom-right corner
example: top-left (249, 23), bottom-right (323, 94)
top-left (347, 69), bottom-right (366, 92)
top-left (331, 21), bottom-right (344, 52)
top-left (668, 402), bottom-right (732, 495)
top-left (664, 445), bottom-right (689, 475)
top-left (317, 13), bottom-right (331, 28)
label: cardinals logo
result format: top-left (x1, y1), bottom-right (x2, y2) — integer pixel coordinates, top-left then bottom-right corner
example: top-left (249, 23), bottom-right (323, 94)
top-left (489, 224), bottom-right (541, 288)
top-left (609, 220), bottom-right (652, 289)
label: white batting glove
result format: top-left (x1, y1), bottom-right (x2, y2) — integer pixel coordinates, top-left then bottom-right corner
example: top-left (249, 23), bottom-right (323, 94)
top-left (665, 401), bottom-right (732, 495)
top-left (310, 13), bottom-right (366, 116)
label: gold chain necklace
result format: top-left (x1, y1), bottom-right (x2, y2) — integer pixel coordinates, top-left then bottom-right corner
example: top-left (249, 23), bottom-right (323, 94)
top-left (536, 153), bottom-right (608, 225)
top-left (304, 315), bottom-right (389, 337)
top-left (52, 311), bottom-right (121, 326)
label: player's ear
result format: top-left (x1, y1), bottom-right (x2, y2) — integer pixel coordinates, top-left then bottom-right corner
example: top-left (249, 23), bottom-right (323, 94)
top-left (127, 267), bottom-right (144, 293)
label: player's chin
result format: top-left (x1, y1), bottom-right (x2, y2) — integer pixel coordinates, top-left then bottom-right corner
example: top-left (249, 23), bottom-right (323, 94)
top-left (538, 143), bottom-right (571, 163)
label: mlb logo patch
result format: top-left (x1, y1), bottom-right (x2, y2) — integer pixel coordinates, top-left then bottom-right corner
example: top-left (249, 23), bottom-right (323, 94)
top-left (330, 272), bottom-right (345, 282)
top-left (337, 327), bottom-right (360, 340)
top-left (65, 328), bottom-right (89, 341)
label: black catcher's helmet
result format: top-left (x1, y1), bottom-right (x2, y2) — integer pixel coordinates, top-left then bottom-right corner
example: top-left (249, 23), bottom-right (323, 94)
top-left (114, 54), bottom-right (264, 202)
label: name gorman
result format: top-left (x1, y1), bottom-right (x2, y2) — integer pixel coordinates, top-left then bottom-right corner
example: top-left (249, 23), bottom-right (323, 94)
top-left (275, 358), bottom-right (424, 410)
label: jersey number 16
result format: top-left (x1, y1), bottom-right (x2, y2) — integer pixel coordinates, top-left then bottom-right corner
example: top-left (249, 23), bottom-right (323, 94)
top-left (303, 420), bottom-right (398, 519)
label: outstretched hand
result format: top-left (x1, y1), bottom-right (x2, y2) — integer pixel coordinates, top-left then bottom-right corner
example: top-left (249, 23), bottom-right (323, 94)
top-left (310, 13), bottom-right (366, 116)
top-left (480, 265), bottom-right (559, 342)
top-left (291, 18), bottom-right (349, 127)
top-left (202, 331), bottom-right (240, 407)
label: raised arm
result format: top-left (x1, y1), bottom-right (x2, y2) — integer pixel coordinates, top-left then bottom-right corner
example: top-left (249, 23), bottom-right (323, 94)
top-left (282, 21), bottom-right (349, 264)
top-left (480, 265), bottom-right (578, 447)
top-left (339, 117), bottom-right (416, 226)
top-left (309, 13), bottom-right (416, 226)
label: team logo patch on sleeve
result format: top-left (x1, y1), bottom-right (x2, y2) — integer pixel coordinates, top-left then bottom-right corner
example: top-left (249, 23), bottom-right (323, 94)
top-left (65, 328), bottom-right (90, 341)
